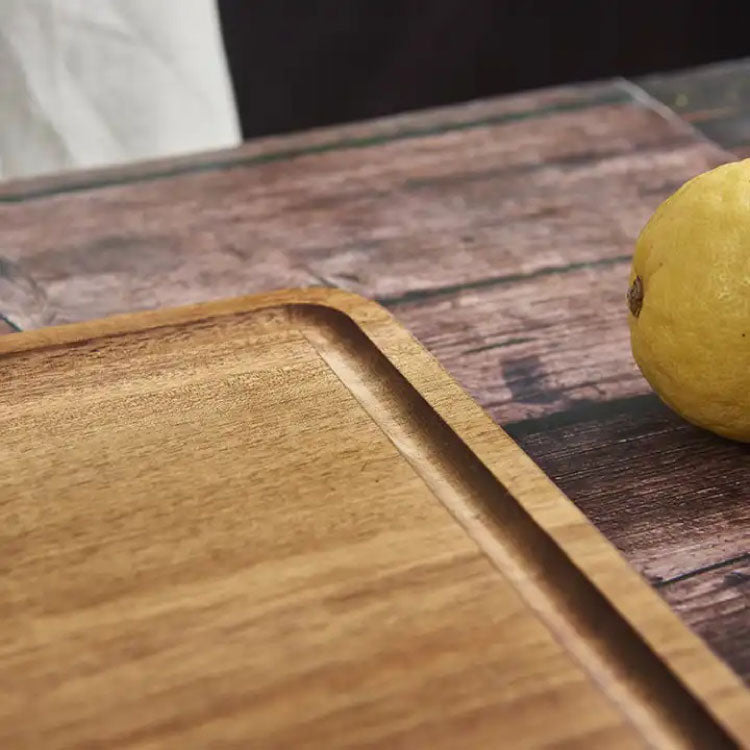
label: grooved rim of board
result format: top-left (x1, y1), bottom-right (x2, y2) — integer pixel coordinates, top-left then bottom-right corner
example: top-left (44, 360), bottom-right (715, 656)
top-left (2, 288), bottom-right (749, 747)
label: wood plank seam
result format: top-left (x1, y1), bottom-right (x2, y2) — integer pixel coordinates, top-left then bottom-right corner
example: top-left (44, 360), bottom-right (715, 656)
top-left (377, 254), bottom-right (632, 307)
top-left (656, 553), bottom-right (750, 589)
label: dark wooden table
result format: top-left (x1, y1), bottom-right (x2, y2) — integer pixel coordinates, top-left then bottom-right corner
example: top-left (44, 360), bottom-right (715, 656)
top-left (1, 59), bottom-right (748, 684)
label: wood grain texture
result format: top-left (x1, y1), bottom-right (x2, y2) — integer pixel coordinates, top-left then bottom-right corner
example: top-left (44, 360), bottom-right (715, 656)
top-left (660, 559), bottom-right (750, 685)
top-left (1, 289), bottom-right (748, 749)
top-left (0, 81), bottom-right (626, 203)
top-left (389, 272), bottom-right (750, 683)
top-left (504, 395), bottom-right (750, 587)
top-left (0, 71), bottom-right (747, 686)
top-left (385, 262), bottom-right (645, 424)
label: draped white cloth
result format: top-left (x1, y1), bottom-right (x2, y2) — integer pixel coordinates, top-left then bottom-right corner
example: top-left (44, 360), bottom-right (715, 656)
top-left (0, 0), bottom-right (241, 179)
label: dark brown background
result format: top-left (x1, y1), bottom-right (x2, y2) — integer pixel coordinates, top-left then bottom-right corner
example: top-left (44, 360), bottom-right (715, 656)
top-left (219, 1), bottom-right (749, 138)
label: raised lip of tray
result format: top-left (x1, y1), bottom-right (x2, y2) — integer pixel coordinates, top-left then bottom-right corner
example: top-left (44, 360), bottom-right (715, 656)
top-left (3, 287), bottom-right (749, 746)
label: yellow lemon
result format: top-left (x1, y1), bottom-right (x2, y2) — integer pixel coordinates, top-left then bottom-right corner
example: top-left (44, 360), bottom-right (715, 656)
top-left (628, 159), bottom-right (750, 442)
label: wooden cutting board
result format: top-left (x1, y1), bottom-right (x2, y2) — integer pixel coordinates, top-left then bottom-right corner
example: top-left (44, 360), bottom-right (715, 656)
top-left (1, 288), bottom-right (748, 749)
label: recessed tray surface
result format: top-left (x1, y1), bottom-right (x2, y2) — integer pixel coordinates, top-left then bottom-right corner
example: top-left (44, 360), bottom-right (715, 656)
top-left (1, 289), bottom-right (748, 748)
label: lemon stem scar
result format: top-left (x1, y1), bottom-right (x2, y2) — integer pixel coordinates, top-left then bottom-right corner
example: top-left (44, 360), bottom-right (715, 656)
top-left (628, 276), bottom-right (643, 317)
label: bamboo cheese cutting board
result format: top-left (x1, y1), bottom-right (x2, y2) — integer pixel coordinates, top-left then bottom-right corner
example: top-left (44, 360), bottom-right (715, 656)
top-left (1, 288), bottom-right (748, 749)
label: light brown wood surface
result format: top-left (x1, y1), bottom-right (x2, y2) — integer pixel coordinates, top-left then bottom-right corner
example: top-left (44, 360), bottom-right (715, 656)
top-left (1, 289), bottom-right (748, 749)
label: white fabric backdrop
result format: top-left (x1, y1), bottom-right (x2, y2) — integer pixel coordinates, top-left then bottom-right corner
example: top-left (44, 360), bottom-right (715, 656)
top-left (0, 0), bottom-right (241, 179)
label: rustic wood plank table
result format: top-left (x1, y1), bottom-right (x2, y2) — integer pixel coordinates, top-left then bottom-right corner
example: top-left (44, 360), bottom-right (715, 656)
top-left (1, 60), bottom-right (748, 685)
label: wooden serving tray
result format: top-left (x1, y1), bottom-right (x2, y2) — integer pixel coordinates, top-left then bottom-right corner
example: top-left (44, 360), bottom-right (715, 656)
top-left (1, 289), bottom-right (748, 749)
